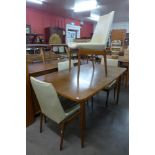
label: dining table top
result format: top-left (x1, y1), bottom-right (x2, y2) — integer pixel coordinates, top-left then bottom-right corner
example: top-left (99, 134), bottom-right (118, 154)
top-left (36, 64), bottom-right (126, 103)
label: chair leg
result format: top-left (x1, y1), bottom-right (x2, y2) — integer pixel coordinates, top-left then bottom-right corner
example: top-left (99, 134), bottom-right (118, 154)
top-left (86, 56), bottom-right (88, 64)
top-left (105, 91), bottom-right (109, 107)
top-left (60, 123), bottom-right (65, 151)
top-left (114, 85), bottom-right (117, 101)
top-left (125, 71), bottom-right (129, 87)
top-left (91, 96), bottom-right (94, 112)
top-left (44, 115), bottom-right (47, 123)
top-left (40, 113), bottom-right (43, 133)
top-left (86, 100), bottom-right (89, 106)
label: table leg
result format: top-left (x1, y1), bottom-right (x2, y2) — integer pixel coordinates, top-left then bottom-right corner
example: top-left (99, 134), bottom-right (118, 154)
top-left (80, 102), bottom-right (86, 148)
top-left (103, 53), bottom-right (107, 76)
top-left (68, 48), bottom-right (71, 71)
top-left (115, 76), bottom-right (121, 104)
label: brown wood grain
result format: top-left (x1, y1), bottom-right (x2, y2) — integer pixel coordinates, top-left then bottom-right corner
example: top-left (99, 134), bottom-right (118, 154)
top-left (36, 64), bottom-right (126, 102)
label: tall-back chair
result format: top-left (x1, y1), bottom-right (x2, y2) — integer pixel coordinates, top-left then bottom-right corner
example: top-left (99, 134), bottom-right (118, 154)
top-left (101, 58), bottom-right (118, 107)
top-left (68, 11), bottom-right (115, 75)
top-left (30, 77), bottom-right (80, 150)
top-left (58, 60), bottom-right (74, 71)
top-left (101, 58), bottom-right (118, 66)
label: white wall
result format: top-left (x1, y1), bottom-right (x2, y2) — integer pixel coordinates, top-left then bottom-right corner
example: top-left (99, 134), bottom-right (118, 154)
top-left (112, 22), bottom-right (129, 33)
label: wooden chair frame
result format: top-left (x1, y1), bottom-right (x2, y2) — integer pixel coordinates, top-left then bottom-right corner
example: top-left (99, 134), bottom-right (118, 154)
top-left (68, 48), bottom-right (108, 76)
top-left (40, 110), bottom-right (81, 150)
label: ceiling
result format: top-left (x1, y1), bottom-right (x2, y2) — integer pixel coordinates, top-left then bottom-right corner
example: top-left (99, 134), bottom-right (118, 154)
top-left (26, 0), bottom-right (129, 23)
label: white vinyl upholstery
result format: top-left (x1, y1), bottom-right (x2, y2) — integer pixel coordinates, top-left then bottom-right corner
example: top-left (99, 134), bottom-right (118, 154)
top-left (58, 60), bottom-right (74, 71)
top-left (30, 77), bottom-right (80, 124)
top-left (68, 11), bottom-right (115, 50)
top-left (101, 58), bottom-right (118, 66)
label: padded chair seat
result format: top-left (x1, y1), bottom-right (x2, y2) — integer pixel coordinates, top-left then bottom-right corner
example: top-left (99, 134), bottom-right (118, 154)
top-left (68, 42), bottom-right (106, 50)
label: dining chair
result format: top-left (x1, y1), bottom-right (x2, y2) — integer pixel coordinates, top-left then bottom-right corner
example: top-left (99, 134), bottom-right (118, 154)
top-left (89, 58), bottom-right (118, 111)
top-left (68, 11), bottom-right (115, 75)
top-left (30, 77), bottom-right (81, 150)
top-left (58, 60), bottom-right (74, 71)
top-left (101, 58), bottom-right (118, 107)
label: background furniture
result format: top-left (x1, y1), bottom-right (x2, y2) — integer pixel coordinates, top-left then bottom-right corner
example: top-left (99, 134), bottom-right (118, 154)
top-left (45, 27), bottom-right (65, 43)
top-left (44, 27), bottom-right (66, 53)
top-left (124, 33), bottom-right (129, 47)
top-left (111, 29), bottom-right (126, 45)
top-left (26, 24), bottom-right (31, 34)
top-left (110, 40), bottom-right (123, 55)
top-left (110, 29), bottom-right (127, 56)
top-left (30, 77), bottom-right (80, 150)
top-left (26, 33), bottom-right (45, 44)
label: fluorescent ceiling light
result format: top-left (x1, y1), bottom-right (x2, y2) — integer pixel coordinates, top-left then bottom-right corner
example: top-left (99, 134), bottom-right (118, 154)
top-left (87, 13), bottom-right (100, 21)
top-left (73, 0), bottom-right (99, 12)
top-left (27, 0), bottom-right (43, 4)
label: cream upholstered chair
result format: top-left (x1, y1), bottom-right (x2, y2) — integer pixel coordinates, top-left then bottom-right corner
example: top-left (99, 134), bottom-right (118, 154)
top-left (58, 60), bottom-right (74, 71)
top-left (101, 58), bottom-right (118, 107)
top-left (58, 60), bottom-right (78, 71)
top-left (68, 11), bottom-right (115, 74)
top-left (30, 77), bottom-right (80, 150)
top-left (89, 58), bottom-right (118, 111)
top-left (101, 58), bottom-right (118, 66)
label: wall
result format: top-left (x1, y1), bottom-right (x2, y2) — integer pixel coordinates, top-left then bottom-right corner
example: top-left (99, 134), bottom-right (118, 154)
top-left (112, 22), bottom-right (129, 33)
top-left (26, 7), bottom-right (93, 38)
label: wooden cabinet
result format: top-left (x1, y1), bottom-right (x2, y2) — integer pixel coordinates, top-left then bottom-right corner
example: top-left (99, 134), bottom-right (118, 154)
top-left (26, 33), bottom-right (45, 44)
top-left (111, 29), bottom-right (126, 46)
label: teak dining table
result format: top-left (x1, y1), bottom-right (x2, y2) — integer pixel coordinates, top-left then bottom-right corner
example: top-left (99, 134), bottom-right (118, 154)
top-left (36, 64), bottom-right (126, 147)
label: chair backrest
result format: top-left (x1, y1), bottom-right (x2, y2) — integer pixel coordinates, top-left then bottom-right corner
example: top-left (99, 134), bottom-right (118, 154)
top-left (58, 60), bottom-right (74, 71)
top-left (124, 46), bottom-right (129, 56)
top-left (91, 11), bottom-right (115, 45)
top-left (30, 77), bottom-right (66, 124)
top-left (101, 58), bottom-right (118, 67)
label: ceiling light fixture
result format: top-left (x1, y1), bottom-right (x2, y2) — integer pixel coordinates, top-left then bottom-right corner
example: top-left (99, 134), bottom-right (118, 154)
top-left (27, 0), bottom-right (44, 5)
top-left (73, 0), bottom-right (99, 12)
